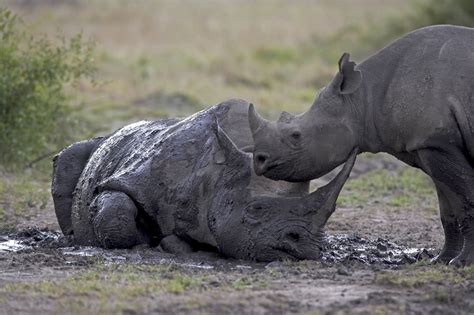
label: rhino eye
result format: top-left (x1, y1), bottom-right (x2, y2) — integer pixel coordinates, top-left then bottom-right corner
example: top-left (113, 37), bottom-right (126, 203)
top-left (246, 203), bottom-right (268, 216)
top-left (290, 131), bottom-right (301, 141)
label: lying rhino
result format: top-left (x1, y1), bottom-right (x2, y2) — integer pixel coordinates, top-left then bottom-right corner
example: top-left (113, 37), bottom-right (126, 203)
top-left (52, 99), bottom-right (356, 261)
top-left (249, 25), bottom-right (474, 265)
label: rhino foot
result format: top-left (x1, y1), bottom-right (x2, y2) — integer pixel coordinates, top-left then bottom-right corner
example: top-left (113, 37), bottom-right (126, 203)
top-left (431, 249), bottom-right (461, 265)
top-left (449, 230), bottom-right (474, 266)
top-left (449, 250), bottom-right (474, 267)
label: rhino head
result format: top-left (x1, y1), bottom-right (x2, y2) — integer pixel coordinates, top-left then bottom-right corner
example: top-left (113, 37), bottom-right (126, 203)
top-left (209, 121), bottom-right (356, 261)
top-left (248, 53), bottom-right (362, 182)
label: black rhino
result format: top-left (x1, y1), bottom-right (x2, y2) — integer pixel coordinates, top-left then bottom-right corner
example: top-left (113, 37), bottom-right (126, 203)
top-left (52, 99), bottom-right (356, 261)
top-left (249, 25), bottom-right (474, 265)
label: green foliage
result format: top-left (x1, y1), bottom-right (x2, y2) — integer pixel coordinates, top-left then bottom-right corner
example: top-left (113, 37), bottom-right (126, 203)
top-left (375, 266), bottom-right (466, 288)
top-left (0, 168), bottom-right (50, 232)
top-left (253, 46), bottom-right (299, 64)
top-left (338, 166), bottom-right (437, 211)
top-left (0, 8), bottom-right (95, 166)
top-left (416, 0), bottom-right (474, 27)
top-left (359, 0), bottom-right (474, 54)
top-left (2, 263), bottom-right (205, 312)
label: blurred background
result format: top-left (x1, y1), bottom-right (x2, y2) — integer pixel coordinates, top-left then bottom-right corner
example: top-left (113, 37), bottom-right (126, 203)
top-left (0, 0), bottom-right (473, 231)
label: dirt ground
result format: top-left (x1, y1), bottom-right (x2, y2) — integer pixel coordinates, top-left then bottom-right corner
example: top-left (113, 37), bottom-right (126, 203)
top-left (1, 157), bottom-right (473, 315)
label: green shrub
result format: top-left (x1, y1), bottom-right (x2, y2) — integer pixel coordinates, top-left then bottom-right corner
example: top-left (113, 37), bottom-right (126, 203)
top-left (365, 0), bottom-right (474, 51)
top-left (416, 0), bottom-right (474, 27)
top-left (0, 8), bottom-right (95, 167)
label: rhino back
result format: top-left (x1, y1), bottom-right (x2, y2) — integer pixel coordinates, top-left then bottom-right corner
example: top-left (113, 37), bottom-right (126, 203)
top-left (360, 25), bottom-right (474, 153)
top-left (71, 119), bottom-right (178, 245)
top-left (71, 100), bottom-right (253, 246)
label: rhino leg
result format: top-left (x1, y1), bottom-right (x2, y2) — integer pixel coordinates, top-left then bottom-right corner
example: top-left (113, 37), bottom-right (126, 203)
top-left (92, 191), bottom-right (141, 249)
top-left (417, 148), bottom-right (474, 266)
top-left (160, 235), bottom-right (193, 254)
top-left (431, 182), bottom-right (464, 264)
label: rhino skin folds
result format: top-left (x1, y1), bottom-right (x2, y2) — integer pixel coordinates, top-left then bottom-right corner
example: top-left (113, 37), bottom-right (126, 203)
top-left (52, 99), bottom-right (356, 262)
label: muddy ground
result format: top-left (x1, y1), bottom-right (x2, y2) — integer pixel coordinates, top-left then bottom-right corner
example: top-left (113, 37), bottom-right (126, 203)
top-left (1, 156), bottom-right (474, 315)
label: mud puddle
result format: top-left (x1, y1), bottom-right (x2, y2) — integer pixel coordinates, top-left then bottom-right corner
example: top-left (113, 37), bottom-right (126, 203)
top-left (0, 228), bottom-right (434, 269)
top-left (323, 234), bottom-right (434, 265)
top-left (0, 228), bottom-right (62, 253)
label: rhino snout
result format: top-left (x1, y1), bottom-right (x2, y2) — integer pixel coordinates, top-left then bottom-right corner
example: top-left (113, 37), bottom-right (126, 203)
top-left (275, 227), bottom-right (323, 260)
top-left (254, 152), bottom-right (270, 176)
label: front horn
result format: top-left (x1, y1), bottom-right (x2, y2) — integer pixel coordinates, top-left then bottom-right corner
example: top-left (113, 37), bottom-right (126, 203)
top-left (248, 103), bottom-right (269, 135)
top-left (307, 148), bottom-right (358, 230)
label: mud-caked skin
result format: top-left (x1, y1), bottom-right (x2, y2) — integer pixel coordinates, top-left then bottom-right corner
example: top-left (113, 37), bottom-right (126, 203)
top-left (51, 99), bottom-right (357, 262)
top-left (249, 25), bottom-right (474, 266)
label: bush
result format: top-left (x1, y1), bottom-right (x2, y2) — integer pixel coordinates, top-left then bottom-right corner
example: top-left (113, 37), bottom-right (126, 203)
top-left (369, 0), bottom-right (474, 49)
top-left (0, 8), bottom-right (95, 167)
top-left (416, 0), bottom-right (474, 27)
top-left (337, 0), bottom-right (474, 61)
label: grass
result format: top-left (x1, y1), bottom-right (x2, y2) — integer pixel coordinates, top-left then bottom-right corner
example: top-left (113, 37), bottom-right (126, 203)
top-left (374, 264), bottom-right (474, 306)
top-left (0, 0), bottom-right (415, 231)
top-left (2, 262), bottom-right (206, 313)
top-left (375, 265), bottom-right (468, 288)
top-left (0, 167), bottom-right (51, 232)
top-left (0, 260), bottom-right (281, 313)
top-left (338, 165), bottom-right (437, 211)
top-left (6, 0), bottom-right (411, 126)
top-left (230, 276), bottom-right (268, 290)
top-left (0, 2), bottom-right (473, 314)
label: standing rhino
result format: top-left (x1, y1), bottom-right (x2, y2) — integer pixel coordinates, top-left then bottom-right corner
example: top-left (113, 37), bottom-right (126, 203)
top-left (52, 99), bottom-right (356, 261)
top-left (249, 25), bottom-right (474, 265)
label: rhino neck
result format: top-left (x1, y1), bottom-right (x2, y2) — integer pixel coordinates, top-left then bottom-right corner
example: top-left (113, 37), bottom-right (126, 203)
top-left (352, 60), bottom-right (390, 154)
top-left (355, 39), bottom-right (417, 155)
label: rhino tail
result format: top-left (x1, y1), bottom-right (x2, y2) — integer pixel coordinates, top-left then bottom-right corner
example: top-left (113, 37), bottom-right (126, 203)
top-left (51, 137), bottom-right (103, 236)
top-left (448, 96), bottom-right (474, 160)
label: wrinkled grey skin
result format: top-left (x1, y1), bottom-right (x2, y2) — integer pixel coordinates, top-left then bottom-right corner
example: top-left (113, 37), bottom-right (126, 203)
top-left (249, 25), bottom-right (474, 265)
top-left (52, 99), bottom-right (356, 262)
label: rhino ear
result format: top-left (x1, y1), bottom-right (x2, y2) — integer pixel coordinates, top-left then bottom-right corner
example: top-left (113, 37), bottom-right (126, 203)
top-left (330, 53), bottom-right (362, 95)
top-left (278, 111), bottom-right (294, 123)
top-left (213, 117), bottom-right (248, 165)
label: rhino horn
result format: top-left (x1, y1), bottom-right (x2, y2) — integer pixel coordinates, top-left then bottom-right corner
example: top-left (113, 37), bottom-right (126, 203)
top-left (212, 116), bottom-right (248, 165)
top-left (308, 148), bottom-right (358, 230)
top-left (278, 111), bottom-right (294, 123)
top-left (248, 103), bottom-right (269, 135)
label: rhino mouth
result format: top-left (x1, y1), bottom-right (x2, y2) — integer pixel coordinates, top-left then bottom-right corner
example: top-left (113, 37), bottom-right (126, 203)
top-left (271, 243), bottom-right (322, 261)
top-left (269, 227), bottom-right (323, 260)
top-left (261, 164), bottom-right (278, 177)
top-left (261, 163), bottom-right (295, 181)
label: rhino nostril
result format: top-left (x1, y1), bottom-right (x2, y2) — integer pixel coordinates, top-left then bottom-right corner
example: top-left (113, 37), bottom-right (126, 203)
top-left (255, 153), bottom-right (269, 165)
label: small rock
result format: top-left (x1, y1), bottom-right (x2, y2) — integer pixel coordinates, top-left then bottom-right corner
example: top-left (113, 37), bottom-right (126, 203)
top-left (207, 275), bottom-right (220, 286)
top-left (415, 248), bottom-right (435, 260)
top-left (376, 243), bottom-right (388, 251)
top-left (403, 254), bottom-right (417, 264)
top-left (337, 267), bottom-right (351, 276)
top-left (265, 261), bottom-right (283, 269)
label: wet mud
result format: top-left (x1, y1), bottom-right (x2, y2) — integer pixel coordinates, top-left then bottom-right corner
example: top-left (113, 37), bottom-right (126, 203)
top-left (1, 223), bottom-right (472, 314)
top-left (0, 227), bottom-right (434, 268)
top-left (1, 157), bottom-right (471, 314)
